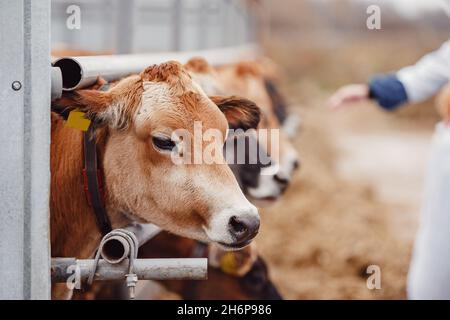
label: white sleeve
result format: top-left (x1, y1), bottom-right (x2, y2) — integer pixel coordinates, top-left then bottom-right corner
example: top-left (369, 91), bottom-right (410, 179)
top-left (397, 39), bottom-right (450, 103)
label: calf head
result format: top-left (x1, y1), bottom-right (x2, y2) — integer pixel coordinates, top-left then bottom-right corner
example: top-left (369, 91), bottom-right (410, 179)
top-left (215, 60), bottom-right (300, 204)
top-left (185, 57), bottom-right (285, 206)
top-left (55, 61), bottom-right (261, 250)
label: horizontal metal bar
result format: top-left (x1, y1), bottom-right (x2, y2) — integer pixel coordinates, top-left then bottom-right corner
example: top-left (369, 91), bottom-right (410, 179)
top-left (51, 44), bottom-right (259, 97)
top-left (51, 257), bottom-right (207, 282)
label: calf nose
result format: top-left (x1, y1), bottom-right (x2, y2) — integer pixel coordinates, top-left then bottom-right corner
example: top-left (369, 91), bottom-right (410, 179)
top-left (274, 173), bottom-right (290, 193)
top-left (293, 159), bottom-right (300, 171)
top-left (274, 174), bottom-right (289, 185)
top-left (229, 215), bottom-right (260, 243)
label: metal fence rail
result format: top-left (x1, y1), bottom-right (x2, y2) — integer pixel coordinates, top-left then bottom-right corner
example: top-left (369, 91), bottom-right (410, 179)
top-left (52, 44), bottom-right (258, 94)
top-left (51, 258), bottom-right (208, 282)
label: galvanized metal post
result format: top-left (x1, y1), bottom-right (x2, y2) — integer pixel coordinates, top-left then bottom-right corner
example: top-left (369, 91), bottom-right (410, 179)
top-left (0, 0), bottom-right (51, 299)
top-left (172, 0), bottom-right (182, 51)
top-left (221, 0), bottom-right (232, 47)
top-left (115, 0), bottom-right (136, 54)
top-left (197, 0), bottom-right (207, 49)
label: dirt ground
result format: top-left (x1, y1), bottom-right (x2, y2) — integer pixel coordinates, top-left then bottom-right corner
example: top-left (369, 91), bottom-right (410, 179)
top-left (256, 98), bottom-right (435, 299)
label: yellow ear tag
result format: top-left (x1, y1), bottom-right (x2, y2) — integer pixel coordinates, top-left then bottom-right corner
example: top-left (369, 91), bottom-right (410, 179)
top-left (220, 252), bottom-right (237, 275)
top-left (66, 109), bottom-right (91, 131)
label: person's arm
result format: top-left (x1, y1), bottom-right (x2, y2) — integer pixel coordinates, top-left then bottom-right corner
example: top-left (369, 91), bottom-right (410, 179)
top-left (368, 74), bottom-right (408, 110)
top-left (327, 78), bottom-right (408, 110)
top-left (397, 40), bottom-right (450, 104)
top-left (328, 39), bottom-right (450, 110)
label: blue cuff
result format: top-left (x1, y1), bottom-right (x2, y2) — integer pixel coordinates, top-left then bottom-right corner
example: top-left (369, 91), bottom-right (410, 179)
top-left (369, 74), bottom-right (408, 110)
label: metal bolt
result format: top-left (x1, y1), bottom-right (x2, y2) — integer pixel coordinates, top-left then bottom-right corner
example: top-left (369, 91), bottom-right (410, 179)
top-left (126, 273), bottom-right (138, 299)
top-left (12, 81), bottom-right (22, 91)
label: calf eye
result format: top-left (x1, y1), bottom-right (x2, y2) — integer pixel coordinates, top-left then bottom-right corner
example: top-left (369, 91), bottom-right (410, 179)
top-left (152, 136), bottom-right (176, 152)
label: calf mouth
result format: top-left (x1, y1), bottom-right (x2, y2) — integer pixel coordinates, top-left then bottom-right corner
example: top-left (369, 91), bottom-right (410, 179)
top-left (248, 194), bottom-right (280, 207)
top-left (245, 182), bottom-right (284, 206)
top-left (218, 239), bottom-right (253, 251)
top-left (255, 195), bottom-right (279, 202)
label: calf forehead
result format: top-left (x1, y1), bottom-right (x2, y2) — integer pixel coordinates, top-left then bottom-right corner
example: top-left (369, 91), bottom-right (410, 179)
top-left (141, 81), bottom-right (174, 108)
top-left (178, 91), bottom-right (228, 132)
top-left (137, 80), bottom-right (227, 132)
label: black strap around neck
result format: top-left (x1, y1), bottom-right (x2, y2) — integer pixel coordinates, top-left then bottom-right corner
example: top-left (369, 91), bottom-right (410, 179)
top-left (83, 126), bottom-right (112, 235)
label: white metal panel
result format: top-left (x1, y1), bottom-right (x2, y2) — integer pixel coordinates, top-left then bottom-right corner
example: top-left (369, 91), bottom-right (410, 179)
top-left (0, 0), bottom-right (51, 299)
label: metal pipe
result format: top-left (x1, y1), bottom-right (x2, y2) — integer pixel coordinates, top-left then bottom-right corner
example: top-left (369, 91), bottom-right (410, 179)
top-left (100, 235), bottom-right (131, 264)
top-left (99, 224), bottom-right (161, 265)
top-left (51, 257), bottom-right (207, 282)
top-left (172, 0), bottom-right (182, 51)
top-left (51, 44), bottom-right (259, 95)
top-left (115, 0), bottom-right (136, 54)
top-left (99, 224), bottom-right (161, 264)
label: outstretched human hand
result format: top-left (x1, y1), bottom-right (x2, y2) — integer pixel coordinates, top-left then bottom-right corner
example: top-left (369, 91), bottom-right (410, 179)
top-left (327, 84), bottom-right (370, 110)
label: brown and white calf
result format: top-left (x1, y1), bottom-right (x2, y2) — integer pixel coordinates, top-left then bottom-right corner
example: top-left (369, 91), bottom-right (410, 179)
top-left (51, 62), bottom-right (263, 294)
top-left (71, 58), bottom-right (288, 300)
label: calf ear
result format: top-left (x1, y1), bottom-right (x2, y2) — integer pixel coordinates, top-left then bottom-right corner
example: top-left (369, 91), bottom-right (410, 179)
top-left (52, 89), bottom-right (113, 126)
top-left (210, 95), bottom-right (260, 130)
top-left (184, 57), bottom-right (212, 74)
